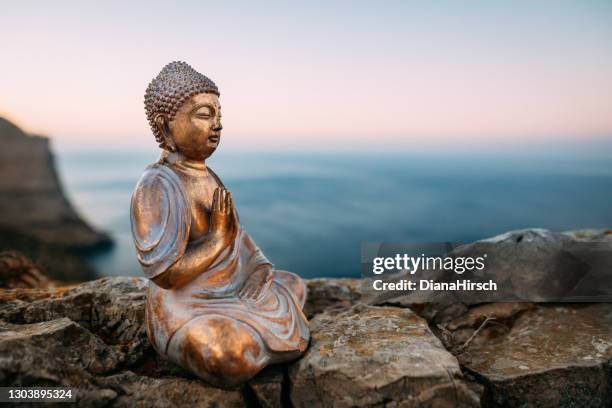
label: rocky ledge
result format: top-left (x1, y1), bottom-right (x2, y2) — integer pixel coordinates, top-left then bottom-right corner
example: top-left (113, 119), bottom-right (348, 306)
top-left (0, 277), bottom-right (481, 407)
top-left (1, 228), bottom-right (611, 407)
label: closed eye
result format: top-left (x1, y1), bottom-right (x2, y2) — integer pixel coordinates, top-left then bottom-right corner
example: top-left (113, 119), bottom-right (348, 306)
top-left (192, 104), bottom-right (214, 119)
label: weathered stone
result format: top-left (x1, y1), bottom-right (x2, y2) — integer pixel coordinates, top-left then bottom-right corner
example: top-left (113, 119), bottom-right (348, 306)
top-left (0, 243), bottom-right (611, 407)
top-left (449, 228), bottom-right (612, 303)
top-left (0, 277), bottom-right (253, 407)
top-left (0, 277), bottom-right (481, 407)
top-left (247, 365), bottom-right (285, 408)
top-left (0, 250), bottom-right (55, 289)
top-left (0, 277), bottom-right (149, 367)
top-left (0, 317), bottom-right (121, 385)
top-left (0, 224), bottom-right (99, 282)
top-left (563, 228), bottom-right (612, 242)
top-left (369, 228), bottom-right (612, 310)
top-left (362, 229), bottom-right (612, 406)
top-left (458, 303), bottom-right (612, 408)
top-left (304, 277), bottom-right (365, 318)
top-left (289, 304), bottom-right (480, 407)
top-left (433, 302), bottom-right (536, 353)
top-left (98, 371), bottom-right (248, 408)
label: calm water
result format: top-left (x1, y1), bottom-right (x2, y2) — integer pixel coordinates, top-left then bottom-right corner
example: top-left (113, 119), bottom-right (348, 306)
top-left (55, 147), bottom-right (612, 279)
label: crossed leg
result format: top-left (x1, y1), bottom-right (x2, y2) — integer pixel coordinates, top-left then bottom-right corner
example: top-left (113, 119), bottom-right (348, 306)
top-left (273, 269), bottom-right (307, 308)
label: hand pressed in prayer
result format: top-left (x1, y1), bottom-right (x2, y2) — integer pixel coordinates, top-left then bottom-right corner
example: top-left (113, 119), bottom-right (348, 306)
top-left (239, 265), bottom-right (273, 301)
top-left (210, 187), bottom-right (236, 246)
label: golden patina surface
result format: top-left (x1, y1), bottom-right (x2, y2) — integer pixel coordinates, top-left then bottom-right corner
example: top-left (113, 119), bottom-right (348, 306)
top-left (130, 62), bottom-right (309, 387)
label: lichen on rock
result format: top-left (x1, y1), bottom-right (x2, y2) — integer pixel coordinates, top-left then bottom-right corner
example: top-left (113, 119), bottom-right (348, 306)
top-left (290, 304), bottom-right (480, 407)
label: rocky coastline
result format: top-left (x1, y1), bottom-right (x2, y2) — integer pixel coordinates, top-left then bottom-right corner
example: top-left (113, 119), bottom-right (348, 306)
top-left (0, 117), bottom-right (111, 281)
top-left (0, 228), bottom-right (611, 407)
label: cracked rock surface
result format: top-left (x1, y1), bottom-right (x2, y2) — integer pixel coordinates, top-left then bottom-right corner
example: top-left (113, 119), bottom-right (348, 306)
top-left (290, 304), bottom-right (479, 407)
top-left (0, 277), bottom-right (477, 407)
top-left (1, 228), bottom-right (611, 407)
top-left (457, 303), bottom-right (612, 408)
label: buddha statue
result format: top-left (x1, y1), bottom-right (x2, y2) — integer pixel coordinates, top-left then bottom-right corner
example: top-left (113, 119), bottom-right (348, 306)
top-left (130, 61), bottom-right (309, 387)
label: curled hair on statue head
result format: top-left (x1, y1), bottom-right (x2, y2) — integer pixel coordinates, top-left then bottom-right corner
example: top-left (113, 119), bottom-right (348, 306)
top-left (144, 61), bottom-right (219, 150)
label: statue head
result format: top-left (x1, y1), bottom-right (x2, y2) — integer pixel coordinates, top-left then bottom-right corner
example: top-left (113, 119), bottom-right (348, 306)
top-left (145, 61), bottom-right (222, 160)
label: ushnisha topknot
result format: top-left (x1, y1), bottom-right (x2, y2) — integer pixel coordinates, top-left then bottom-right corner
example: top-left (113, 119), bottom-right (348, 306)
top-left (145, 61), bottom-right (219, 147)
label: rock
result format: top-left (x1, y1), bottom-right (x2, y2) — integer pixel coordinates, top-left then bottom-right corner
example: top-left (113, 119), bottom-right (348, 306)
top-left (289, 304), bottom-right (479, 407)
top-left (369, 228), bottom-right (612, 308)
top-left (361, 229), bottom-right (612, 406)
top-left (448, 228), bottom-right (612, 303)
top-left (0, 250), bottom-right (55, 289)
top-left (0, 277), bottom-right (479, 407)
top-left (97, 371), bottom-right (248, 408)
top-left (437, 302), bottom-right (536, 353)
top-left (563, 228), bottom-right (612, 242)
top-left (1, 224), bottom-right (611, 407)
top-left (0, 117), bottom-right (111, 251)
top-left (366, 228), bottom-right (612, 326)
top-left (458, 303), bottom-right (612, 408)
top-left (0, 277), bottom-right (149, 367)
top-left (247, 365), bottom-right (285, 408)
top-left (0, 225), bottom-right (99, 282)
top-left (304, 277), bottom-right (365, 318)
top-left (0, 318), bottom-right (122, 384)
top-left (0, 277), bottom-right (249, 407)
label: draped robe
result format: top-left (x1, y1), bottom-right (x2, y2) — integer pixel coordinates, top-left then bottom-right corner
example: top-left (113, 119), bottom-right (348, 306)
top-left (130, 163), bottom-right (309, 387)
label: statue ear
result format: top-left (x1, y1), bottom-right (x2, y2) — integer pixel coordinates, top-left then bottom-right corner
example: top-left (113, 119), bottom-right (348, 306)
top-left (154, 114), bottom-right (177, 152)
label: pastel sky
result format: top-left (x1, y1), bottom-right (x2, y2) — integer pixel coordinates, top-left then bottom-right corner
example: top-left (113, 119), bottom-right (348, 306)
top-left (1, 0), bottom-right (611, 151)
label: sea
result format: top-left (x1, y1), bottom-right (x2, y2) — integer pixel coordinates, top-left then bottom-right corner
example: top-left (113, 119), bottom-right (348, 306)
top-left (54, 146), bottom-right (612, 279)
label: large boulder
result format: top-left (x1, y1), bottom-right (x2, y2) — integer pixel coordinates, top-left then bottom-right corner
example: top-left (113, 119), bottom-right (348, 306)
top-left (364, 228), bottom-right (612, 407)
top-left (290, 304), bottom-right (479, 407)
top-left (457, 303), bottom-right (612, 408)
top-left (0, 277), bottom-right (149, 367)
top-left (368, 228), bottom-right (612, 309)
top-left (0, 317), bottom-right (122, 383)
top-left (447, 228), bottom-right (612, 303)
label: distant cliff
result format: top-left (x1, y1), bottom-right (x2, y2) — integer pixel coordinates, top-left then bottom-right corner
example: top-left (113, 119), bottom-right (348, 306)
top-left (0, 117), bottom-right (111, 281)
top-left (0, 117), bottom-right (111, 250)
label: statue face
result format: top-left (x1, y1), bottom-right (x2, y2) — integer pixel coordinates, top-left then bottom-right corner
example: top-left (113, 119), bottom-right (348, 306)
top-left (167, 93), bottom-right (222, 160)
